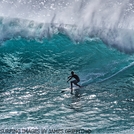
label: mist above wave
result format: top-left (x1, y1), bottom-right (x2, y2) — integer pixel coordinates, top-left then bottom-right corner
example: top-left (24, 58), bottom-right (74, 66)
top-left (1, 0), bottom-right (134, 53)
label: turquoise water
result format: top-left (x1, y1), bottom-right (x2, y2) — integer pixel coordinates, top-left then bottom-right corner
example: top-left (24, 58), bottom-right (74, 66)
top-left (0, 0), bottom-right (134, 133)
top-left (0, 27), bottom-right (134, 133)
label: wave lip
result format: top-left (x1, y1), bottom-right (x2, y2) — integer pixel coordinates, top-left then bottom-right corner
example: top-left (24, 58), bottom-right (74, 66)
top-left (1, 15), bottom-right (134, 54)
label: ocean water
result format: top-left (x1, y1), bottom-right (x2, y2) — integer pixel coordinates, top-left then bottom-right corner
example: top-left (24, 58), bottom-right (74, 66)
top-left (0, 0), bottom-right (134, 134)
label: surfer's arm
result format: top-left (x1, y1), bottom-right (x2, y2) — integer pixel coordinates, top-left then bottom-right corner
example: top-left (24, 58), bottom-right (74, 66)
top-left (67, 76), bottom-right (72, 83)
top-left (68, 75), bottom-right (72, 78)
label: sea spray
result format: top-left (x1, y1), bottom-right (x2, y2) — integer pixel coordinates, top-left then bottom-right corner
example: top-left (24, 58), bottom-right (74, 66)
top-left (1, 0), bottom-right (134, 53)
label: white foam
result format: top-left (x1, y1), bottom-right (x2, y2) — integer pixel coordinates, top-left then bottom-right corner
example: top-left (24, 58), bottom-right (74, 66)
top-left (1, 0), bottom-right (134, 53)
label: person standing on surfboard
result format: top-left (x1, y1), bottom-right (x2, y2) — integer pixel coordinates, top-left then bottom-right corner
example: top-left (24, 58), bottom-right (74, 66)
top-left (67, 71), bottom-right (81, 94)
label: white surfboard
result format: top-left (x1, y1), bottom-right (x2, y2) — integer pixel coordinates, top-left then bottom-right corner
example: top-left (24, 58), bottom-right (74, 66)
top-left (61, 87), bottom-right (80, 93)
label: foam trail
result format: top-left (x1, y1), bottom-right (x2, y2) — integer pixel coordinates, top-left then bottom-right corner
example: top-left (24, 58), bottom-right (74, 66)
top-left (98, 61), bottom-right (134, 83)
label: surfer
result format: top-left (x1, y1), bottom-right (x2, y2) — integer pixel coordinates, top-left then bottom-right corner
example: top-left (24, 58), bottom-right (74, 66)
top-left (67, 71), bottom-right (81, 94)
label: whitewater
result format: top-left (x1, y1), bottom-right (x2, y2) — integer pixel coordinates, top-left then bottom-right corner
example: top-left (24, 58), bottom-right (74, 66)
top-left (0, 0), bottom-right (134, 133)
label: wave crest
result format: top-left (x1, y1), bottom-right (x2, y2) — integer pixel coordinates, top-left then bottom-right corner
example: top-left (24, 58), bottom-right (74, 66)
top-left (1, 15), bottom-right (134, 54)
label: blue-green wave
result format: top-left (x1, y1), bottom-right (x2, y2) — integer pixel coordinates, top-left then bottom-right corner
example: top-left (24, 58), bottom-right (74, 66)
top-left (0, 28), bottom-right (134, 90)
top-left (0, 1), bottom-right (134, 132)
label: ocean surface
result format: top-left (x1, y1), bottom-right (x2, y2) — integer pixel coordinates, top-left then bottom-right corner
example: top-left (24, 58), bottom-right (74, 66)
top-left (0, 0), bottom-right (134, 133)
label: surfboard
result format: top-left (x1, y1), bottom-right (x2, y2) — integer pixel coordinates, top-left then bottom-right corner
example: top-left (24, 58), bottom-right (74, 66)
top-left (61, 87), bottom-right (80, 93)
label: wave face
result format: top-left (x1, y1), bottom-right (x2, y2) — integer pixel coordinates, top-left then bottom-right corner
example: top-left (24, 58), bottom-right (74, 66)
top-left (0, 0), bottom-right (134, 133)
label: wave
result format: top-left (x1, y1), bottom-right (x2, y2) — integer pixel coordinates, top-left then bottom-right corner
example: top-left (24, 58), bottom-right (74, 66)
top-left (0, 2), bottom-right (134, 133)
top-left (0, 26), bottom-right (133, 90)
top-left (0, 0), bottom-right (134, 88)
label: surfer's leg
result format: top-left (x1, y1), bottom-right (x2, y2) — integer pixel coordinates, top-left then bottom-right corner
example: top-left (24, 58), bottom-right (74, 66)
top-left (74, 80), bottom-right (81, 88)
top-left (76, 83), bottom-right (81, 88)
top-left (71, 81), bottom-right (73, 89)
top-left (71, 88), bottom-right (73, 94)
top-left (70, 80), bottom-right (75, 94)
